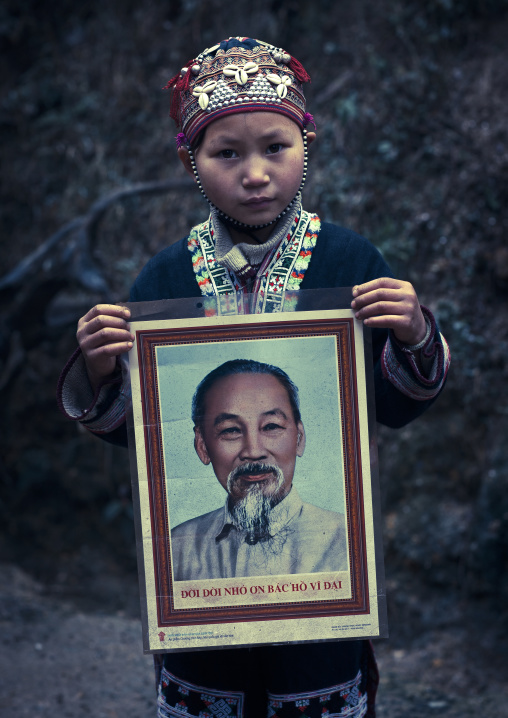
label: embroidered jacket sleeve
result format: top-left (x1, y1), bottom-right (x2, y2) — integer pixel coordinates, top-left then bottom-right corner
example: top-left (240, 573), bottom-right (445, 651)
top-left (56, 238), bottom-right (201, 446)
top-left (382, 306), bottom-right (450, 402)
top-left (56, 347), bottom-right (130, 446)
top-left (301, 222), bottom-right (450, 428)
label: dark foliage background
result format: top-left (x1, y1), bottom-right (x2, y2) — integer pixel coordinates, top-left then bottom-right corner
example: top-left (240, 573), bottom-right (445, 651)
top-left (1, 0), bottom-right (508, 649)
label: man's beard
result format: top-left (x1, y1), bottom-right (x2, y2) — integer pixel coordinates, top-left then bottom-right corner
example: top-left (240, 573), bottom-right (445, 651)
top-left (227, 462), bottom-right (286, 545)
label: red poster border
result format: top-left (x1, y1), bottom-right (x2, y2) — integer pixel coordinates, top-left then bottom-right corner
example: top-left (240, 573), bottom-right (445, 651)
top-left (136, 317), bottom-right (369, 627)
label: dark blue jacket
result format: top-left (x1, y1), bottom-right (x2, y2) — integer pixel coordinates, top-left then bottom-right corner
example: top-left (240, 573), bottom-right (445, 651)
top-left (129, 222), bottom-right (445, 430)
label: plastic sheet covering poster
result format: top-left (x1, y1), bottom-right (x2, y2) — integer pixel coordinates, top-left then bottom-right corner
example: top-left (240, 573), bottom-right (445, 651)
top-left (125, 290), bottom-right (387, 653)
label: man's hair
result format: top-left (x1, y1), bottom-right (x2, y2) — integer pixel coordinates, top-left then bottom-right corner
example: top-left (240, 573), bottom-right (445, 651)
top-left (192, 359), bottom-right (301, 426)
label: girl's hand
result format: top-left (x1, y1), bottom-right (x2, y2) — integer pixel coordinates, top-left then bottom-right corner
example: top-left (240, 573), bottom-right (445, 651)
top-left (351, 278), bottom-right (427, 346)
top-left (76, 304), bottom-right (134, 390)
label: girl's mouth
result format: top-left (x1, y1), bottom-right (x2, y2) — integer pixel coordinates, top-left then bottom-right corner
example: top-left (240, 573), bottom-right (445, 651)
top-left (242, 197), bottom-right (274, 207)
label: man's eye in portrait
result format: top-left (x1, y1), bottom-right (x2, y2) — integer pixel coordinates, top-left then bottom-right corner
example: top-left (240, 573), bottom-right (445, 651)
top-left (219, 426), bottom-right (242, 438)
top-left (263, 423), bottom-right (284, 432)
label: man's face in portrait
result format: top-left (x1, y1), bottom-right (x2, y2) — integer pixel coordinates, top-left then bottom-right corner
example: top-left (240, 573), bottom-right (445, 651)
top-left (194, 372), bottom-right (306, 511)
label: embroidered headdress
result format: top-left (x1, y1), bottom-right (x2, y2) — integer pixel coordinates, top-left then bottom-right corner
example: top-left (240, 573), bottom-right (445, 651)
top-left (165, 37), bottom-right (313, 146)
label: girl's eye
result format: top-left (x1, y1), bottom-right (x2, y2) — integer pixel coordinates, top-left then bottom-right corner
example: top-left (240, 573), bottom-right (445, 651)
top-left (219, 149), bottom-right (238, 159)
top-left (266, 143), bottom-right (283, 154)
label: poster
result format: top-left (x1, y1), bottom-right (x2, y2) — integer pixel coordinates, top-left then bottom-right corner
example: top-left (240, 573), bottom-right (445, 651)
top-left (125, 291), bottom-right (386, 653)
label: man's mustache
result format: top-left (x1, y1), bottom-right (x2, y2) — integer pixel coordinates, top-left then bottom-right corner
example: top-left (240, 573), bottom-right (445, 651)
top-left (230, 462), bottom-right (279, 480)
top-left (227, 462), bottom-right (283, 496)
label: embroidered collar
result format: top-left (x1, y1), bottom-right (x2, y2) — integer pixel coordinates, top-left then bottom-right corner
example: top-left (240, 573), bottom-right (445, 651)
top-left (211, 195), bottom-right (303, 279)
top-left (188, 209), bottom-right (321, 314)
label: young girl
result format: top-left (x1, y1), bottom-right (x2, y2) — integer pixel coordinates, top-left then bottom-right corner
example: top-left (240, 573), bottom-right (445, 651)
top-left (58, 36), bottom-right (450, 718)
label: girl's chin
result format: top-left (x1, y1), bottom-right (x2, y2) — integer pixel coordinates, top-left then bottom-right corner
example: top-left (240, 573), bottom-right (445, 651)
top-left (229, 210), bottom-right (277, 224)
top-left (217, 202), bottom-right (284, 228)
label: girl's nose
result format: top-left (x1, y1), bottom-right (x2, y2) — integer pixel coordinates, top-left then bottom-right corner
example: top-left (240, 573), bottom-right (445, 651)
top-left (242, 157), bottom-right (269, 187)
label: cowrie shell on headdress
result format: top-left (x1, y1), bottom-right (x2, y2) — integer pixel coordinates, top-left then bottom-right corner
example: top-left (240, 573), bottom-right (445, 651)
top-left (268, 72), bottom-right (291, 96)
top-left (191, 64), bottom-right (201, 75)
top-left (237, 69), bottom-right (248, 85)
top-left (224, 62), bottom-right (258, 86)
top-left (223, 64), bottom-right (240, 77)
top-left (192, 82), bottom-right (217, 99)
top-left (193, 81), bottom-right (216, 109)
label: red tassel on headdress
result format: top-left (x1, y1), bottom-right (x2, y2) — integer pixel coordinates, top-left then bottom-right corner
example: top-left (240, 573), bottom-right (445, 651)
top-left (164, 60), bottom-right (195, 126)
top-left (288, 56), bottom-right (311, 84)
top-left (303, 112), bottom-right (316, 129)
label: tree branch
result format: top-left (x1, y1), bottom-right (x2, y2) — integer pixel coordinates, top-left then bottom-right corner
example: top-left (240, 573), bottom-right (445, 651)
top-left (0, 177), bottom-right (195, 292)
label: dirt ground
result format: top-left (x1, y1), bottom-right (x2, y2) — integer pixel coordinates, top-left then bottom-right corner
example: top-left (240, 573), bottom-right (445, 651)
top-left (1, 563), bottom-right (507, 718)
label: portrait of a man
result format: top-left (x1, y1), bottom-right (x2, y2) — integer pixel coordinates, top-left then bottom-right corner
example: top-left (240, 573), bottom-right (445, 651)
top-left (170, 358), bottom-right (348, 581)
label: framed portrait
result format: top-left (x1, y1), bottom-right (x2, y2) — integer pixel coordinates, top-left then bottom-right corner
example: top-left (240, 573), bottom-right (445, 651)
top-left (125, 289), bottom-right (386, 653)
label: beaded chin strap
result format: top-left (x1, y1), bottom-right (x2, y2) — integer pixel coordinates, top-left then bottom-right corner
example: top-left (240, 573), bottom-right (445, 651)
top-left (185, 126), bottom-right (309, 231)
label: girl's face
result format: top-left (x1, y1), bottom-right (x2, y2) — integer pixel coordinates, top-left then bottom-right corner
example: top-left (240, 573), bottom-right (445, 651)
top-left (179, 112), bottom-right (315, 244)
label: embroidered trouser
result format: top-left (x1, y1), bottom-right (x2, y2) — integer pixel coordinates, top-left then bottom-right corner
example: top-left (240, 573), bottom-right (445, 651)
top-left (156, 640), bottom-right (378, 718)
